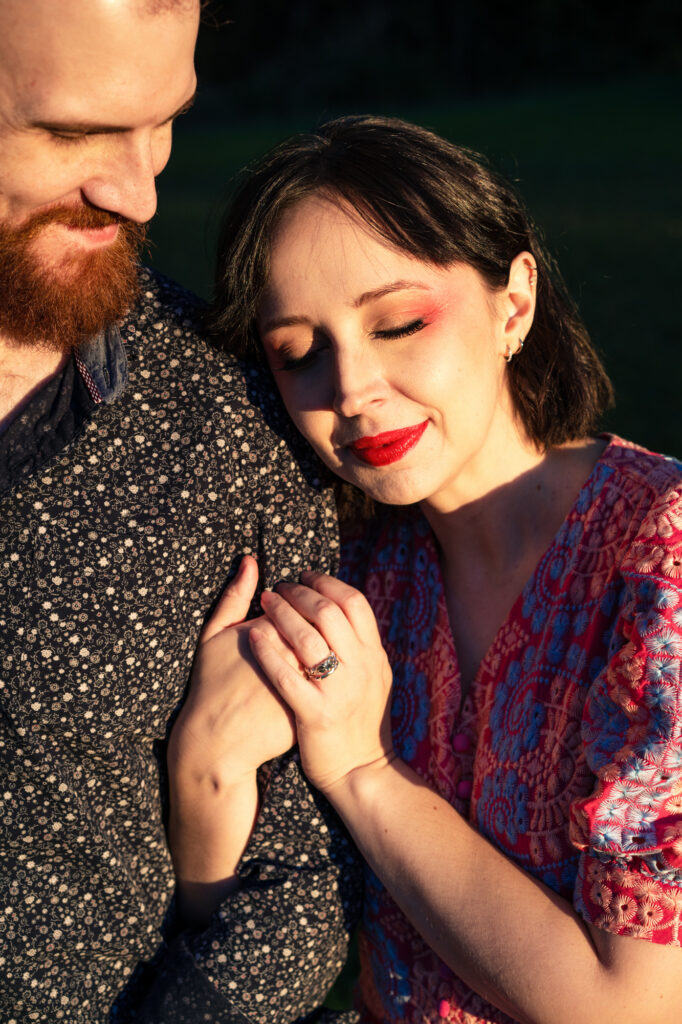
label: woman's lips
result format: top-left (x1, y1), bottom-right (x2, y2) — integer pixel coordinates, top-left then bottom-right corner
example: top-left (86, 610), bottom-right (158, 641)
top-left (348, 421), bottom-right (428, 466)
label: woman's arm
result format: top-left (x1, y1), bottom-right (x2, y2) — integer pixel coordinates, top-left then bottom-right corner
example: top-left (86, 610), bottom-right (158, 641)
top-left (250, 571), bottom-right (682, 1024)
top-left (160, 558), bottom-right (363, 1019)
top-left (327, 754), bottom-right (681, 1024)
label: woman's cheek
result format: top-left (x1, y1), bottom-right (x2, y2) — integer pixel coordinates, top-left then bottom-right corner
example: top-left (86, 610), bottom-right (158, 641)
top-left (396, 336), bottom-right (452, 399)
top-left (287, 404), bottom-right (337, 464)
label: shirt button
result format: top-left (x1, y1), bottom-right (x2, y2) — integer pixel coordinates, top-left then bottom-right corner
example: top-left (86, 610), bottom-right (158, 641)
top-left (438, 999), bottom-right (451, 1019)
top-left (456, 779), bottom-right (472, 799)
top-left (453, 732), bottom-right (470, 752)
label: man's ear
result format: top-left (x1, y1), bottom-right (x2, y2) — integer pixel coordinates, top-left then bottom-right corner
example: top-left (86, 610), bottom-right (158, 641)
top-left (500, 252), bottom-right (537, 360)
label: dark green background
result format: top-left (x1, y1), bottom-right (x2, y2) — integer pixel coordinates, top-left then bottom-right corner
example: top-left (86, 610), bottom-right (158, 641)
top-left (147, 1), bottom-right (682, 457)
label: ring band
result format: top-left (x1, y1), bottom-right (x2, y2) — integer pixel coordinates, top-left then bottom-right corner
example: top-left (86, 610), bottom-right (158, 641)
top-left (304, 652), bottom-right (339, 681)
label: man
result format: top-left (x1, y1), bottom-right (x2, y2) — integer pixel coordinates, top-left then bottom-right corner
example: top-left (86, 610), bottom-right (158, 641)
top-left (0, 2), bottom-right (358, 1021)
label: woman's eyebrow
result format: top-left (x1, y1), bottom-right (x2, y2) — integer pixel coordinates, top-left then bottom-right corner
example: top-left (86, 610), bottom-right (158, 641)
top-left (261, 281), bottom-right (432, 333)
top-left (261, 313), bottom-right (314, 333)
top-left (352, 280), bottom-right (432, 308)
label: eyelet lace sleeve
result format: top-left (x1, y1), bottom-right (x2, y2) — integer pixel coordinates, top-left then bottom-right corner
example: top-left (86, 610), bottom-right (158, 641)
top-left (571, 484), bottom-right (682, 944)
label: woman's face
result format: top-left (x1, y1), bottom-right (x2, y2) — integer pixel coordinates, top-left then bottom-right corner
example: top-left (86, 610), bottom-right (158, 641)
top-left (257, 196), bottom-right (534, 511)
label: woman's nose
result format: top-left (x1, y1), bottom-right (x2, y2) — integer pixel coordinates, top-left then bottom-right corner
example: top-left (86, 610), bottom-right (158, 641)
top-left (332, 347), bottom-right (387, 418)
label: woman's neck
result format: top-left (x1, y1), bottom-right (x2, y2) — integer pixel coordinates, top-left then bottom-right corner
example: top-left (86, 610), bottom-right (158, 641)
top-left (419, 437), bottom-right (607, 697)
top-left (420, 438), bottom-right (606, 581)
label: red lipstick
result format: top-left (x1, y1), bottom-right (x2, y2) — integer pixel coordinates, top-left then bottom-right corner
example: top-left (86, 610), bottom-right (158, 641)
top-left (348, 421), bottom-right (428, 466)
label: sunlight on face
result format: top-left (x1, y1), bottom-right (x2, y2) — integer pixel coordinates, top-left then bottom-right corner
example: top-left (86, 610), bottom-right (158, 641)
top-left (0, 0), bottom-right (198, 235)
top-left (0, 0), bottom-right (199, 345)
top-left (258, 196), bottom-right (527, 512)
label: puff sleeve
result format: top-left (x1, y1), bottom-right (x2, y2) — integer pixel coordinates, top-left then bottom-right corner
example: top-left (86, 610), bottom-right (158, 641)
top-left (571, 483), bottom-right (682, 944)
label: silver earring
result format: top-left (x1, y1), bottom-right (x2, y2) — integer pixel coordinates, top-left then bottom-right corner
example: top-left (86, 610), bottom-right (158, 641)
top-left (505, 338), bottom-right (525, 363)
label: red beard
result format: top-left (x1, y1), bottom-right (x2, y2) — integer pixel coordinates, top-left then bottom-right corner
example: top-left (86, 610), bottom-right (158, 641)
top-left (0, 204), bottom-right (147, 352)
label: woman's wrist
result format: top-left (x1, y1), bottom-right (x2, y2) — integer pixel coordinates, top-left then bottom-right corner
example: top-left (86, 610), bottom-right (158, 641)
top-left (169, 757), bottom-right (259, 801)
top-left (169, 773), bottom-right (259, 872)
top-left (320, 749), bottom-right (400, 809)
top-left (169, 772), bottom-right (260, 928)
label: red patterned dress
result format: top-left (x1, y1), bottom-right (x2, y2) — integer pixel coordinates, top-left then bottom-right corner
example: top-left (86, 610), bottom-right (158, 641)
top-left (340, 437), bottom-right (682, 1024)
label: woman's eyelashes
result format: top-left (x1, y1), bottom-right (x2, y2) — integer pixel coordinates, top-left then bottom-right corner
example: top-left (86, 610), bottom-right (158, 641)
top-left (372, 317), bottom-right (427, 340)
top-left (274, 318), bottom-right (429, 372)
top-left (277, 347), bottom-right (321, 372)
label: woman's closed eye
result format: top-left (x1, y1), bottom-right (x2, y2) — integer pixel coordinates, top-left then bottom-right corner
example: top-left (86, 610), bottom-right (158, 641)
top-left (265, 324), bottom-right (330, 373)
top-left (269, 336), bottom-right (329, 372)
top-left (277, 347), bottom-right (322, 372)
top-left (271, 318), bottom-right (428, 373)
top-left (372, 318), bottom-right (427, 340)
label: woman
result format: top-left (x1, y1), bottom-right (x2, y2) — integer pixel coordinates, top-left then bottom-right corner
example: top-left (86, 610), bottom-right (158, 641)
top-left (171, 116), bottom-right (682, 1023)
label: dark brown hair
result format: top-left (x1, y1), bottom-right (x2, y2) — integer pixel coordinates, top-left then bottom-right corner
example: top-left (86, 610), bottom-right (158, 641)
top-left (210, 114), bottom-right (613, 448)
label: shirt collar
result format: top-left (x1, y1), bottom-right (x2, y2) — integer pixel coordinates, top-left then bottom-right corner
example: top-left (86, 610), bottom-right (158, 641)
top-left (73, 324), bottom-right (128, 406)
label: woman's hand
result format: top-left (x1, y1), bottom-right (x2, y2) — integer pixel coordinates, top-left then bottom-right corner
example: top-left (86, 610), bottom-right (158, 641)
top-left (251, 574), bottom-right (682, 1024)
top-left (167, 556), bottom-right (301, 927)
top-left (168, 556), bottom-right (298, 792)
top-left (249, 570), bottom-right (395, 794)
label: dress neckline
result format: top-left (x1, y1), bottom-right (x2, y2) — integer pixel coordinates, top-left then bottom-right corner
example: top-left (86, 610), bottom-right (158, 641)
top-left (420, 434), bottom-right (618, 712)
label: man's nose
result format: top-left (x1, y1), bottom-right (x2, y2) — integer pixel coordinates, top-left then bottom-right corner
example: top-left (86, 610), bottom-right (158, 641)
top-left (80, 128), bottom-right (172, 224)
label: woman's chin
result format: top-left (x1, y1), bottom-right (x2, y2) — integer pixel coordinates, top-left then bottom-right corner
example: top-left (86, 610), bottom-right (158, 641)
top-left (338, 467), bottom-right (431, 507)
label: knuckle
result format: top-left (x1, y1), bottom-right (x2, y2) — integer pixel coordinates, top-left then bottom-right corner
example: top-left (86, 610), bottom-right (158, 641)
top-left (314, 599), bottom-right (337, 630)
top-left (341, 589), bottom-right (367, 616)
top-left (297, 631), bottom-right (322, 660)
top-left (276, 665), bottom-right (300, 690)
top-left (257, 620), bottom-right (279, 643)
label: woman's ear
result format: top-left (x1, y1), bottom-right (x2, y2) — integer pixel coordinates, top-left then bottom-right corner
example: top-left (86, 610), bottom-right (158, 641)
top-left (500, 252), bottom-right (537, 360)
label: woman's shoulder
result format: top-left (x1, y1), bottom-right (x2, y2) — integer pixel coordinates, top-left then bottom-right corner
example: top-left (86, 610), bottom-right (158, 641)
top-left (600, 434), bottom-right (682, 500)
top-left (593, 436), bottom-right (679, 585)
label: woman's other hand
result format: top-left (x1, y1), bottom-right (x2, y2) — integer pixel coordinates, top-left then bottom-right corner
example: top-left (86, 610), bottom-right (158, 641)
top-left (167, 555), bottom-right (299, 927)
top-left (168, 555), bottom-right (297, 790)
top-left (250, 570), bottom-right (394, 794)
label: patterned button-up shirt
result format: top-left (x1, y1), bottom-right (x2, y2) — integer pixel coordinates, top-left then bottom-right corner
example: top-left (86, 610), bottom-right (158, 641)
top-left (0, 269), bottom-right (360, 1024)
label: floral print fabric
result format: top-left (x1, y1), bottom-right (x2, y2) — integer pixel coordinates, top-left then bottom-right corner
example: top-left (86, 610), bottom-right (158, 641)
top-left (0, 269), bottom-right (356, 1023)
top-left (341, 437), bottom-right (682, 1024)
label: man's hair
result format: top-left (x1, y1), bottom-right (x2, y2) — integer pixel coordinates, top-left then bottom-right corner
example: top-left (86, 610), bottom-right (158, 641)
top-left (211, 114), bottom-right (614, 449)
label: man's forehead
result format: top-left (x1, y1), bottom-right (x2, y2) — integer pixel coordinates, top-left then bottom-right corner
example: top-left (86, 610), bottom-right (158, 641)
top-left (0, 0), bottom-right (200, 56)
top-left (4, 0), bottom-right (197, 20)
top-left (0, 0), bottom-right (199, 125)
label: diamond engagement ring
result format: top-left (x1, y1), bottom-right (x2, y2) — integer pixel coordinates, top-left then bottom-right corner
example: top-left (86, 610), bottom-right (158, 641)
top-left (304, 652), bottom-right (340, 681)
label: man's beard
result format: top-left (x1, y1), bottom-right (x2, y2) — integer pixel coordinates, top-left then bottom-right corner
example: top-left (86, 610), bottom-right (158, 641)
top-left (0, 204), bottom-right (147, 352)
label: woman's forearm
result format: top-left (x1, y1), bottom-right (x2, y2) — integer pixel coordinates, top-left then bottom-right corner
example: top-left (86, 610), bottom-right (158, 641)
top-left (168, 772), bottom-right (259, 929)
top-left (249, 574), bottom-right (682, 1023)
top-left (325, 758), bottom-right (681, 1024)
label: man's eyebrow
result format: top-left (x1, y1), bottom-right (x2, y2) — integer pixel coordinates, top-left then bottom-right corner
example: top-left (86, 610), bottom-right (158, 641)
top-left (165, 91), bottom-right (197, 123)
top-left (31, 91), bottom-right (197, 135)
top-left (353, 280), bottom-right (432, 307)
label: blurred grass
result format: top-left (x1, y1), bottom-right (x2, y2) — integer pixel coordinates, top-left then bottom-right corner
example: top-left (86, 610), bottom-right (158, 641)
top-left (148, 73), bottom-right (681, 456)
